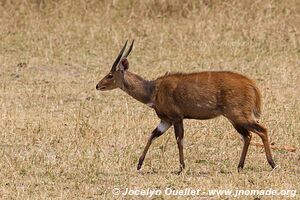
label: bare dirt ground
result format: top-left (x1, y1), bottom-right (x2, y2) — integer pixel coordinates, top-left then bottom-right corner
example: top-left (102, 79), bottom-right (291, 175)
top-left (0, 0), bottom-right (299, 199)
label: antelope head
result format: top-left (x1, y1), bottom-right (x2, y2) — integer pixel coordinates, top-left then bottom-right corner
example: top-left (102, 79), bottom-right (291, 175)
top-left (96, 40), bottom-right (134, 91)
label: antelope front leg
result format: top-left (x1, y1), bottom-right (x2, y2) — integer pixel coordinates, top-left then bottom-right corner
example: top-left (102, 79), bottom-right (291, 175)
top-left (137, 120), bottom-right (171, 171)
top-left (174, 120), bottom-right (185, 173)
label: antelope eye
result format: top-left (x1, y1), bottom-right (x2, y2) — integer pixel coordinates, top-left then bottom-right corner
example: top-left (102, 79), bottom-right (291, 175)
top-left (107, 74), bottom-right (113, 79)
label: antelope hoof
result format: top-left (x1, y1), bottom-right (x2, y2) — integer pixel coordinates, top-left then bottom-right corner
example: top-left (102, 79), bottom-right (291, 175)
top-left (268, 160), bottom-right (276, 169)
top-left (137, 161), bottom-right (143, 171)
top-left (171, 170), bottom-right (182, 175)
top-left (172, 164), bottom-right (185, 175)
top-left (237, 165), bottom-right (244, 173)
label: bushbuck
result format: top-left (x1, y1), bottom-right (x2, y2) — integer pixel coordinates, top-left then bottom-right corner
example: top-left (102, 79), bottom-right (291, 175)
top-left (96, 40), bottom-right (276, 173)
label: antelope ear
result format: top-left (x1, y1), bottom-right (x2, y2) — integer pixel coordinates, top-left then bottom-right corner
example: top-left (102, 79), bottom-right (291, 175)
top-left (119, 58), bottom-right (129, 71)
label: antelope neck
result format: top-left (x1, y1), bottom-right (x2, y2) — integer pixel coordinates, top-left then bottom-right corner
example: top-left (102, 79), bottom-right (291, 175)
top-left (119, 71), bottom-right (155, 105)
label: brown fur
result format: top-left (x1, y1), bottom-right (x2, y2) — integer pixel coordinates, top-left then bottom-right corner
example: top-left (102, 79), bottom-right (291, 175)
top-left (96, 43), bottom-right (276, 173)
top-left (152, 71), bottom-right (261, 123)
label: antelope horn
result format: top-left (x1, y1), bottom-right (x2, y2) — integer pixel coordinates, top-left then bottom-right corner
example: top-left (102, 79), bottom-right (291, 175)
top-left (111, 40), bottom-right (128, 72)
top-left (123, 40), bottom-right (134, 59)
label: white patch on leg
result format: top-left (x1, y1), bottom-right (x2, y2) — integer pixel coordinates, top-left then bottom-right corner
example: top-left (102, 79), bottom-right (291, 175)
top-left (147, 102), bottom-right (154, 108)
top-left (181, 138), bottom-right (184, 147)
top-left (151, 135), bottom-right (158, 142)
top-left (239, 134), bottom-right (245, 142)
top-left (176, 137), bottom-right (184, 146)
top-left (157, 121), bottom-right (171, 133)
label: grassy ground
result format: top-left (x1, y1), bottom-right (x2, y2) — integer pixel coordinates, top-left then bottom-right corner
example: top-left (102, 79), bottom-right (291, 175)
top-left (0, 0), bottom-right (299, 199)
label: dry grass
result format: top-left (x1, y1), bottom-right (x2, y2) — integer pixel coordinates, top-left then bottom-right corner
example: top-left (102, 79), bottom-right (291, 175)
top-left (0, 0), bottom-right (299, 199)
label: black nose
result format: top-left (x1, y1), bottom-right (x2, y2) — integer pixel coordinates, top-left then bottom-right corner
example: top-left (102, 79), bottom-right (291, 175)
top-left (96, 85), bottom-right (99, 90)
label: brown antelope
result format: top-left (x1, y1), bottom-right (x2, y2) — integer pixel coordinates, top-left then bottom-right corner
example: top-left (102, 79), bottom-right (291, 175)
top-left (96, 40), bottom-right (276, 173)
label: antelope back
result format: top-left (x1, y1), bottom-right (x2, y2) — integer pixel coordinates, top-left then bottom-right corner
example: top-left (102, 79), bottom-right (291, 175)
top-left (153, 71), bottom-right (261, 123)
